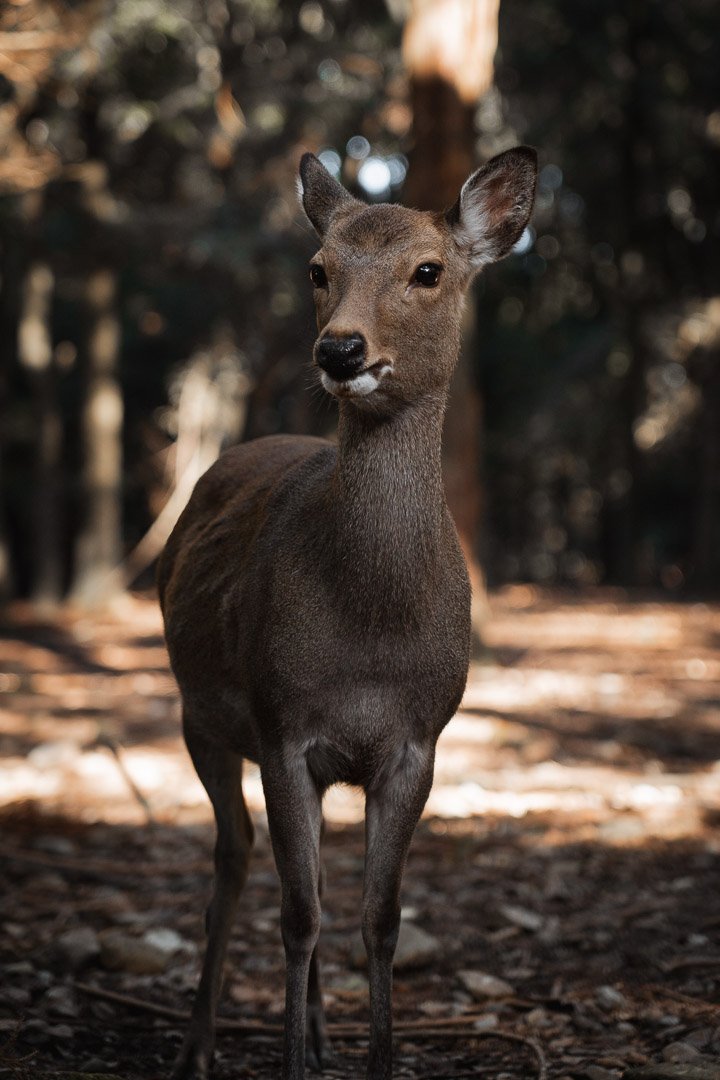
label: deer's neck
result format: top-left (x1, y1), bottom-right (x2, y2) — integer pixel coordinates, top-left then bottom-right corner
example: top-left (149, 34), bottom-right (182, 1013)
top-left (329, 393), bottom-right (447, 613)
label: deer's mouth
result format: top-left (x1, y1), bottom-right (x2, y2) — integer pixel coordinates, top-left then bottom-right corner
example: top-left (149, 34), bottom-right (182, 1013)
top-left (320, 361), bottom-right (392, 399)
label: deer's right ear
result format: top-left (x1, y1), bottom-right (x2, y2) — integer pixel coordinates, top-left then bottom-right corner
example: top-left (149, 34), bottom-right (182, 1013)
top-left (447, 146), bottom-right (537, 270)
top-left (300, 153), bottom-right (356, 238)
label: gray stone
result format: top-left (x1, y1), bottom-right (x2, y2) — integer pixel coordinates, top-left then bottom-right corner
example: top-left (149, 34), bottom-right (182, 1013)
top-left (500, 903), bottom-right (544, 932)
top-left (99, 929), bottom-right (170, 975)
top-left (458, 969), bottom-right (515, 1000)
top-left (596, 984), bottom-right (630, 1011)
top-left (44, 984), bottom-right (79, 1018)
top-left (393, 923), bottom-right (442, 971)
top-left (585, 1067), bottom-right (619, 1080)
top-left (142, 927), bottom-right (187, 956)
top-left (663, 1045), bottom-right (705, 1065)
top-left (56, 927), bottom-right (100, 970)
top-left (350, 921), bottom-right (441, 972)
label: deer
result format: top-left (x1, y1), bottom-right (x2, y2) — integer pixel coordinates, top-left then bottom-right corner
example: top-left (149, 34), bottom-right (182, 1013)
top-left (157, 145), bottom-right (537, 1080)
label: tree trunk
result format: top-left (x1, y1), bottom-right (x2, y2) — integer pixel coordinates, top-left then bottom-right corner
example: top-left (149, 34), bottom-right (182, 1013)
top-left (18, 252), bottom-right (64, 607)
top-left (402, 0), bottom-right (500, 640)
top-left (0, 230), bottom-right (22, 602)
top-left (70, 267), bottom-right (124, 607)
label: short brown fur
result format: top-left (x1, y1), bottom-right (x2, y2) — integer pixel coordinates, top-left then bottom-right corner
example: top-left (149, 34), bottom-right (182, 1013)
top-left (159, 146), bottom-right (537, 1080)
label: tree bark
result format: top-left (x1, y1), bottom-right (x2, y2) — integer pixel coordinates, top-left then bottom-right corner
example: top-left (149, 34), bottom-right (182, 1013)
top-left (70, 266), bottom-right (123, 606)
top-left (402, 0), bottom-right (500, 639)
top-left (17, 249), bottom-right (64, 607)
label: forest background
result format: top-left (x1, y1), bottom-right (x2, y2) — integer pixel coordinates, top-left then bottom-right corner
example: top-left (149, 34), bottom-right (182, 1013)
top-left (0, 0), bottom-right (719, 614)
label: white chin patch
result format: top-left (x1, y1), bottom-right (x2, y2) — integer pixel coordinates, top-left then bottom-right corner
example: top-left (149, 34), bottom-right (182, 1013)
top-left (320, 367), bottom-right (389, 399)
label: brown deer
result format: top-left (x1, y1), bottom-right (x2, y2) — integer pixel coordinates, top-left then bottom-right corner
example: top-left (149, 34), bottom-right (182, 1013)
top-left (158, 146), bottom-right (537, 1080)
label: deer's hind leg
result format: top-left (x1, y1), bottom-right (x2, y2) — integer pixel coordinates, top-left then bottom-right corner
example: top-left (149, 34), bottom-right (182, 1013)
top-left (171, 714), bottom-right (254, 1080)
top-left (305, 821), bottom-right (332, 1072)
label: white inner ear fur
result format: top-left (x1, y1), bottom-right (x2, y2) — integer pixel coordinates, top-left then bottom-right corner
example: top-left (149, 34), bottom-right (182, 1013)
top-left (296, 174), bottom-right (305, 203)
top-left (453, 175), bottom-right (499, 270)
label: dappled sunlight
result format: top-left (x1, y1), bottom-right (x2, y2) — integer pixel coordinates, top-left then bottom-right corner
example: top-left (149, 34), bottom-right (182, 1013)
top-left (2, 589), bottom-right (720, 1080)
top-left (1, 588), bottom-right (719, 849)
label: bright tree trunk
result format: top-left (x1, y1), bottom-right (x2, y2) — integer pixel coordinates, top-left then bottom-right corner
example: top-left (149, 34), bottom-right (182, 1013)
top-left (402, 0), bottom-right (501, 640)
top-left (70, 267), bottom-right (123, 606)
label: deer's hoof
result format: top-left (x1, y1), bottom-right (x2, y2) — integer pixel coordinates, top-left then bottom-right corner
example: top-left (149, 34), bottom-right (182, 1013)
top-left (306, 1004), bottom-right (334, 1073)
top-left (170, 1045), bottom-right (212, 1080)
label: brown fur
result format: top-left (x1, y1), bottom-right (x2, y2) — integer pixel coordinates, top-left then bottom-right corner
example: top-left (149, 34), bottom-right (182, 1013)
top-left (159, 146), bottom-right (537, 1080)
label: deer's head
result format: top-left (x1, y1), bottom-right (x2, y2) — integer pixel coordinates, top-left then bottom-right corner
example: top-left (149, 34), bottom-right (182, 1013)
top-left (300, 147), bottom-right (537, 414)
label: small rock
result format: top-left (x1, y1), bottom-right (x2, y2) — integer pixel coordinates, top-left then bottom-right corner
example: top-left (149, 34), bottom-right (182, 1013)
top-left (3, 961), bottom-right (34, 978)
top-left (99, 929), bottom-right (169, 975)
top-left (393, 923), bottom-right (441, 971)
top-left (44, 985), bottom-right (79, 1018)
top-left (350, 922), bottom-right (441, 972)
top-left (56, 927), bottom-right (100, 971)
top-left (143, 927), bottom-right (187, 956)
top-left (596, 985), bottom-right (629, 1011)
top-left (458, 970), bottom-right (514, 1000)
top-left (4, 986), bottom-right (31, 1006)
top-left (47, 1023), bottom-right (74, 1039)
top-left (585, 1067), bottom-right (618, 1080)
top-left (472, 1014), bottom-right (499, 1031)
top-left (526, 1007), bottom-right (552, 1028)
top-left (663, 1045), bottom-right (704, 1065)
top-left (500, 903), bottom-right (544, 932)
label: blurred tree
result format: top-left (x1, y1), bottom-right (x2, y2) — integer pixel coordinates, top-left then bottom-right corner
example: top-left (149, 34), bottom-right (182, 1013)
top-left (402, 0), bottom-right (501, 638)
top-left (1, 0), bottom-right (718, 604)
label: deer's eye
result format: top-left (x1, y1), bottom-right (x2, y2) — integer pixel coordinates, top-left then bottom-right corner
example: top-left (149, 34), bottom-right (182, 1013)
top-left (309, 264), bottom-right (328, 288)
top-left (414, 263), bottom-right (442, 287)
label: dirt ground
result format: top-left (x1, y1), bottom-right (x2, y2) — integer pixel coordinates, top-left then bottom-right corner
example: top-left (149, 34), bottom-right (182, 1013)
top-left (1, 587), bottom-right (719, 1080)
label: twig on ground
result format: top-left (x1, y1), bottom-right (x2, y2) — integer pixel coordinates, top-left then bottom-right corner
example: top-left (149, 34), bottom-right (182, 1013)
top-left (74, 983), bottom-right (547, 1077)
top-left (94, 727), bottom-right (155, 825)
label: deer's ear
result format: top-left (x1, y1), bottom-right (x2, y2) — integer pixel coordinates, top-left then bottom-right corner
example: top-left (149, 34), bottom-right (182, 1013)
top-left (299, 153), bottom-right (356, 238)
top-left (447, 146), bottom-right (537, 270)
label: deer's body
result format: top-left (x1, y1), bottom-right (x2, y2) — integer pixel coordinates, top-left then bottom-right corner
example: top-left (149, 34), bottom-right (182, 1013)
top-left (159, 148), bottom-right (536, 1080)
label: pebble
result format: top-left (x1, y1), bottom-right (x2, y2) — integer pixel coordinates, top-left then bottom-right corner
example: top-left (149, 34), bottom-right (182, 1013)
top-left (3, 986), bottom-right (31, 1007)
top-left (143, 927), bottom-right (187, 957)
top-left (473, 1013), bottom-right (499, 1031)
top-left (596, 985), bottom-right (629, 1011)
top-left (99, 929), bottom-right (170, 975)
top-left (663, 1044), bottom-right (704, 1065)
top-left (350, 922), bottom-right (441, 971)
top-left (44, 984), bottom-right (79, 1017)
top-left (56, 927), bottom-right (101, 970)
top-left (585, 1067), bottom-right (619, 1080)
top-left (499, 903), bottom-right (544, 931)
top-left (393, 923), bottom-right (442, 971)
top-left (458, 969), bottom-right (515, 1000)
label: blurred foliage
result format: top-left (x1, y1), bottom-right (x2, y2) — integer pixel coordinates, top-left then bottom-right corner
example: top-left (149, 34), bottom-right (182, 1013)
top-left (0, 0), bottom-right (719, 599)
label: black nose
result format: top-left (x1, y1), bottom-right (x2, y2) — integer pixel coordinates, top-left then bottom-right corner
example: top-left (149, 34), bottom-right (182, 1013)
top-left (316, 334), bottom-right (365, 381)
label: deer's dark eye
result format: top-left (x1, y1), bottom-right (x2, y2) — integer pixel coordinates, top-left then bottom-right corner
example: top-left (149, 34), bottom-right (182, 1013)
top-left (309, 264), bottom-right (328, 288)
top-left (414, 263), bottom-right (442, 287)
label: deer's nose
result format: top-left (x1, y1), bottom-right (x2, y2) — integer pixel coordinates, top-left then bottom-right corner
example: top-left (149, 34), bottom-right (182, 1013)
top-left (316, 334), bottom-right (366, 381)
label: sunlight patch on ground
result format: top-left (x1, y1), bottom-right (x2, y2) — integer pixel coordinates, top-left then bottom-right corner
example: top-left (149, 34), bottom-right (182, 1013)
top-left (1, 589), bottom-right (720, 845)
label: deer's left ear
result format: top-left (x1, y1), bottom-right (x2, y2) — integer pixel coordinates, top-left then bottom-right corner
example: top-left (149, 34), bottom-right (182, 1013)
top-left (447, 146), bottom-right (537, 270)
top-left (300, 153), bottom-right (358, 238)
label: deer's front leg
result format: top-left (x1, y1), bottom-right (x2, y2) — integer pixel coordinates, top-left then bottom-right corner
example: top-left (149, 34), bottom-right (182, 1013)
top-left (262, 756), bottom-right (323, 1080)
top-left (362, 744), bottom-right (435, 1080)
